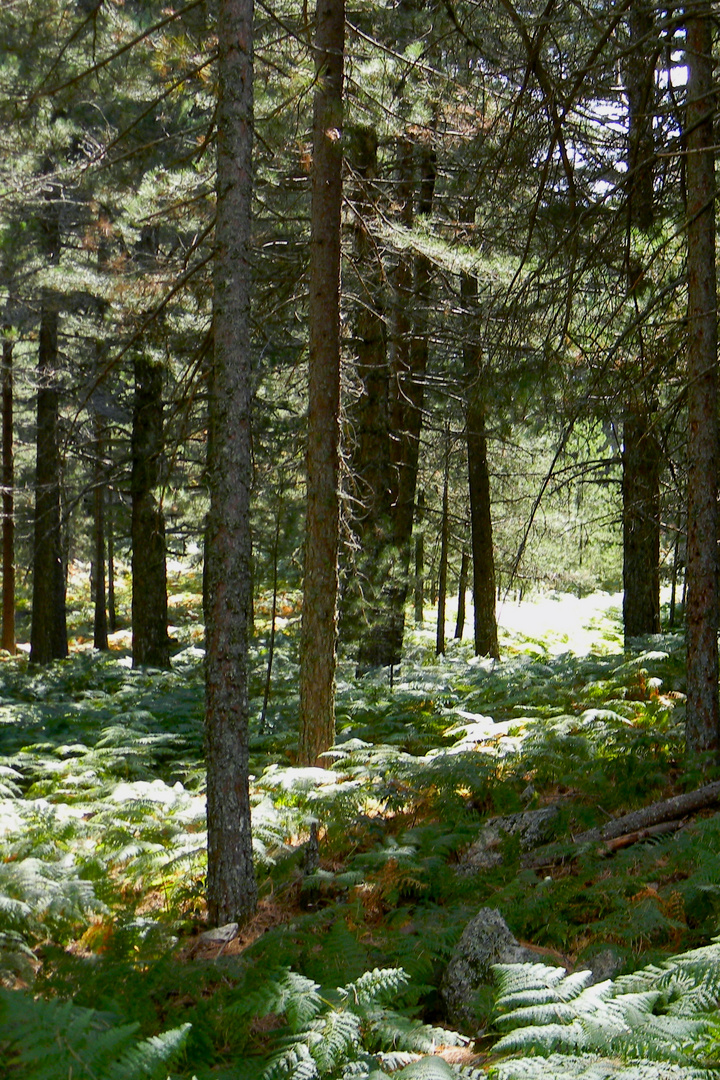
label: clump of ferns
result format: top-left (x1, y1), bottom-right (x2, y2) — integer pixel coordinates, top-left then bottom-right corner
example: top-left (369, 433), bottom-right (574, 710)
top-left (226, 965), bottom-right (473, 1079)
top-left (488, 940), bottom-right (720, 1080)
top-left (0, 985), bottom-right (190, 1080)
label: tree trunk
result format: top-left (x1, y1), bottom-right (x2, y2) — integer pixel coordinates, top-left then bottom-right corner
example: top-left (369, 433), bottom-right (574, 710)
top-left (131, 355), bottom-right (169, 668)
top-left (107, 484), bottom-right (117, 634)
top-left (684, 2), bottom-right (719, 759)
top-left (622, 403), bottom-right (661, 637)
top-left (622, 0), bottom-right (660, 642)
top-left (30, 290), bottom-right (68, 664)
top-left (2, 325), bottom-right (15, 654)
top-left (387, 140), bottom-right (437, 659)
top-left (93, 414), bottom-right (108, 651)
top-left (347, 128), bottom-right (398, 672)
top-left (455, 547), bottom-right (469, 640)
top-left (205, 0), bottom-right (258, 927)
top-left (414, 488), bottom-right (424, 624)
top-left (436, 435), bottom-right (450, 657)
top-left (298, 0), bottom-right (344, 766)
top-left (462, 228), bottom-right (499, 660)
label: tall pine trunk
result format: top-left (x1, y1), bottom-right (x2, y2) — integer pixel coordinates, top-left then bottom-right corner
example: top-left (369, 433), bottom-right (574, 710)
top-left (622, 403), bottom-right (660, 637)
top-left (93, 414), bottom-right (108, 651)
top-left (2, 324), bottom-right (14, 654)
top-left (204, 0), bottom-right (258, 926)
top-left (436, 434), bottom-right (450, 657)
top-left (622, 0), bottom-right (660, 641)
top-left (684, 2), bottom-right (719, 759)
top-left (347, 128), bottom-right (397, 672)
top-left (298, 0), bottom-right (345, 765)
top-left (131, 356), bottom-right (169, 668)
top-left (461, 218), bottom-right (499, 660)
top-left (30, 290), bottom-right (68, 664)
top-left (388, 143), bottom-right (437, 660)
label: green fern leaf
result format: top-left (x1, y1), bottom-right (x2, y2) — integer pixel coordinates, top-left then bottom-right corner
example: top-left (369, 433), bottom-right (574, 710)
top-left (342, 967), bottom-right (409, 1007)
top-left (395, 1058), bottom-right (456, 1078)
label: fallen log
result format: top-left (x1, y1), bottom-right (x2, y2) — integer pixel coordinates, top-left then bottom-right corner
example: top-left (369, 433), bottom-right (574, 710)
top-left (600, 818), bottom-right (685, 853)
top-left (522, 779), bottom-right (720, 869)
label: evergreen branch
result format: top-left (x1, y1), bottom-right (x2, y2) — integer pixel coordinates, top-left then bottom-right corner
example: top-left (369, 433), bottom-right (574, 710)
top-left (28, 0), bottom-right (209, 103)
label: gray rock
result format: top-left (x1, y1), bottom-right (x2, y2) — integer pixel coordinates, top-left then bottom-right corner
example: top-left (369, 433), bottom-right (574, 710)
top-left (198, 922), bottom-right (238, 944)
top-left (581, 945), bottom-right (626, 984)
top-left (461, 807), bottom-right (559, 872)
top-left (441, 907), bottom-right (537, 1034)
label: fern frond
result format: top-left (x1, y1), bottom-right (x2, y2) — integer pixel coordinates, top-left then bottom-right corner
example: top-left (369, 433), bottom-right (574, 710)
top-left (490, 1051), bottom-right (710, 1079)
top-left (228, 968), bottom-right (323, 1030)
top-left (313, 1009), bottom-right (362, 1072)
top-left (342, 966), bottom-right (409, 1007)
top-left (393, 1057), bottom-right (457, 1077)
top-left (0, 988), bottom-right (190, 1080)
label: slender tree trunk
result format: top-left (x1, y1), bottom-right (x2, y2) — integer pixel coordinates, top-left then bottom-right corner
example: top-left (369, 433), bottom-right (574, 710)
top-left (93, 415), bottom-right (108, 651)
top-left (260, 503), bottom-right (281, 734)
top-left (462, 227), bottom-right (499, 659)
top-left (622, 403), bottom-right (660, 637)
top-left (2, 326), bottom-right (15, 654)
top-left (347, 128), bottom-right (397, 672)
top-left (436, 434), bottom-right (450, 657)
top-left (131, 356), bottom-right (169, 668)
top-left (205, 0), bottom-right (258, 927)
top-left (455, 547), bottom-right (469, 640)
top-left (30, 290), bottom-right (68, 664)
top-left (622, 0), bottom-right (660, 642)
top-left (107, 485), bottom-right (117, 634)
top-left (298, 0), bottom-right (344, 766)
top-left (388, 140), bottom-right (436, 659)
top-left (684, 2), bottom-right (719, 759)
top-left (414, 488), bottom-right (425, 624)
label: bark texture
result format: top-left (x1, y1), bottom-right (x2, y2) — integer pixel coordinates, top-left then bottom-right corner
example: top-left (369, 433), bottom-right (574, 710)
top-left (93, 415), bottom-right (108, 651)
top-left (30, 289), bottom-right (68, 664)
top-left (622, 403), bottom-right (660, 637)
top-left (131, 356), bottom-right (169, 668)
top-left (2, 327), bottom-right (14, 654)
top-left (205, 0), bottom-right (258, 926)
top-left (684, 3), bottom-right (719, 758)
top-left (388, 141), bottom-right (437, 659)
top-left (462, 232), bottom-right (499, 660)
top-left (298, 0), bottom-right (344, 765)
top-left (347, 128), bottom-right (398, 672)
top-left (622, 0), bottom-right (660, 641)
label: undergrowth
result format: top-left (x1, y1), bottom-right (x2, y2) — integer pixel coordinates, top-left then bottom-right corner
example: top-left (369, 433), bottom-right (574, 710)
top-left (0, 574), bottom-right (717, 1077)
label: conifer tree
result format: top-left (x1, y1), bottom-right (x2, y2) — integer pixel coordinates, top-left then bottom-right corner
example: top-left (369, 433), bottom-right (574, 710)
top-left (684, 0), bottom-right (719, 760)
top-left (298, 0), bottom-right (345, 765)
top-left (204, 0), bottom-right (258, 924)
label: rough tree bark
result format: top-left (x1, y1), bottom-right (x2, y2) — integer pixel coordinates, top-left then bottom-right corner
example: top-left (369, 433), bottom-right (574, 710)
top-left (2, 323), bottom-right (14, 654)
top-left (204, 0), bottom-right (258, 926)
top-left (131, 355), bottom-right (170, 668)
top-left (684, 1), bottom-right (719, 759)
top-left (30, 287), bottom-right (68, 665)
top-left (298, 0), bottom-right (345, 766)
top-left (347, 128), bottom-right (398, 671)
top-left (622, 0), bottom-right (661, 641)
top-left (436, 431), bottom-right (450, 657)
top-left (30, 182), bottom-right (67, 665)
top-left (461, 211), bottom-right (499, 660)
top-left (388, 139), bottom-right (437, 660)
top-left (455, 547), bottom-right (469, 640)
top-left (93, 413), bottom-right (109, 651)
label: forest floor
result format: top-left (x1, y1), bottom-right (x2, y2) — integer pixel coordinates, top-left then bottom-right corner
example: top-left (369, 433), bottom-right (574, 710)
top-left (1, 566), bottom-right (719, 1079)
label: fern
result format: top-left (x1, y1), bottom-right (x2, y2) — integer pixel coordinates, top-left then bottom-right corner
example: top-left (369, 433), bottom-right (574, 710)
top-left (491, 942), bottom-right (720, 1076)
top-left (0, 987), bottom-right (190, 1079)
